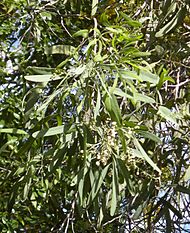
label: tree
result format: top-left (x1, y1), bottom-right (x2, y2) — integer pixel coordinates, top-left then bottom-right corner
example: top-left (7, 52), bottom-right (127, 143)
top-left (0, 0), bottom-right (190, 232)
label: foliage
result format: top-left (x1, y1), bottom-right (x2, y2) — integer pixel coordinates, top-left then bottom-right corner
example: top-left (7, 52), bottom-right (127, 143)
top-left (1, 0), bottom-right (190, 232)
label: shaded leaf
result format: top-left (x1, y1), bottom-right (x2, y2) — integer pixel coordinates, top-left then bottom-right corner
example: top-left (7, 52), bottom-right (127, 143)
top-left (133, 138), bottom-right (161, 174)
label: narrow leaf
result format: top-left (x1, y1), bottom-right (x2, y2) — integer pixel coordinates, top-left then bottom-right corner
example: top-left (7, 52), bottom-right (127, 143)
top-left (155, 8), bottom-right (186, 37)
top-left (32, 125), bottom-right (75, 138)
top-left (139, 70), bottom-right (159, 84)
top-left (73, 29), bottom-right (89, 38)
top-left (91, 0), bottom-right (98, 16)
top-left (183, 166), bottom-right (190, 182)
top-left (45, 45), bottom-right (75, 55)
top-left (24, 74), bottom-right (62, 82)
top-left (137, 131), bottom-right (161, 143)
top-left (0, 128), bottom-right (27, 135)
top-left (133, 138), bottom-right (161, 174)
top-left (158, 106), bottom-right (177, 125)
top-left (110, 162), bottom-right (118, 216)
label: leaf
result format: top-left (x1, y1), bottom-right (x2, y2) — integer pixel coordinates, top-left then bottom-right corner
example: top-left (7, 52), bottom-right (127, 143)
top-left (112, 88), bottom-right (155, 103)
top-left (91, 0), bottom-right (98, 16)
top-left (116, 158), bottom-right (134, 194)
top-left (106, 27), bottom-right (123, 34)
top-left (0, 128), bottom-right (27, 135)
top-left (183, 166), bottom-right (190, 182)
top-left (110, 161), bottom-right (118, 216)
top-left (32, 125), bottom-right (74, 138)
top-left (155, 8), bottom-right (186, 37)
top-left (164, 200), bottom-right (182, 219)
top-left (133, 138), bottom-right (161, 174)
top-left (139, 70), bottom-right (159, 84)
top-left (83, 39), bottom-right (97, 54)
top-left (175, 185), bottom-right (190, 195)
top-left (131, 51), bottom-right (151, 58)
top-left (37, 89), bottom-right (63, 112)
top-left (136, 130), bottom-right (161, 143)
top-left (134, 93), bottom-right (155, 103)
top-left (24, 74), bottom-right (62, 82)
top-left (68, 65), bottom-right (86, 76)
top-left (73, 29), bottom-right (89, 38)
top-left (158, 106), bottom-right (177, 125)
top-left (26, 66), bottom-right (54, 75)
top-left (45, 45), bottom-right (75, 55)
top-left (89, 164), bottom-right (110, 203)
top-left (119, 12), bottom-right (142, 27)
top-left (112, 87), bottom-right (133, 99)
top-left (48, 147), bottom-right (67, 176)
top-left (165, 209), bottom-right (172, 233)
top-left (94, 88), bottom-right (101, 119)
top-left (119, 69), bottom-right (142, 81)
top-left (104, 94), bottom-right (122, 125)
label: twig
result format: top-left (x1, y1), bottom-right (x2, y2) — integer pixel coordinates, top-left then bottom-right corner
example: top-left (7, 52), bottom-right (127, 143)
top-left (161, 59), bottom-right (190, 69)
top-left (167, 79), bottom-right (190, 88)
top-left (133, 1), bottom-right (148, 18)
top-left (102, 214), bottom-right (122, 227)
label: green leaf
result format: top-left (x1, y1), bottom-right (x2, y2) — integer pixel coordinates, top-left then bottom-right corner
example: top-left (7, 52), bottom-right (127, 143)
top-left (136, 130), bottom-right (161, 143)
top-left (45, 45), bottom-right (75, 55)
top-left (104, 94), bottom-right (122, 125)
top-left (164, 200), bottom-right (182, 219)
top-left (134, 93), bottom-right (155, 103)
top-left (89, 164), bottom-right (110, 203)
top-left (68, 64), bottom-right (86, 76)
top-left (155, 8), bottom-right (186, 37)
top-left (133, 138), bottom-right (161, 174)
top-left (165, 209), bottom-right (172, 233)
top-left (158, 106), bottom-right (177, 125)
top-left (116, 158), bottom-right (134, 194)
top-left (119, 70), bottom-right (142, 81)
top-left (183, 166), bottom-right (190, 182)
top-left (73, 29), bottom-right (89, 38)
top-left (32, 125), bottom-right (75, 138)
top-left (110, 161), bottom-right (118, 216)
top-left (113, 88), bottom-right (155, 103)
top-left (91, 0), bottom-right (98, 16)
top-left (112, 87), bottom-right (133, 99)
top-left (131, 51), bottom-right (151, 58)
top-left (139, 70), bottom-right (159, 84)
top-left (26, 66), bottom-right (54, 75)
top-left (24, 74), bottom-right (62, 82)
top-left (94, 88), bottom-right (101, 119)
top-left (0, 128), bottom-right (27, 135)
top-left (119, 12), bottom-right (142, 27)
top-left (175, 185), bottom-right (190, 195)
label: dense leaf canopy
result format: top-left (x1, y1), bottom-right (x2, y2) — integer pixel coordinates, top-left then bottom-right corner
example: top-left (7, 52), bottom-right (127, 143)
top-left (1, 0), bottom-right (190, 232)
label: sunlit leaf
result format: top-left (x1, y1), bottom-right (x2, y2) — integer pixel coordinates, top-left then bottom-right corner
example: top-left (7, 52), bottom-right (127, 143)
top-left (24, 74), bottom-right (62, 82)
top-left (158, 106), bottom-right (177, 125)
top-left (91, 0), bottom-right (99, 16)
top-left (45, 45), bottom-right (75, 55)
top-left (139, 70), bottom-right (159, 84)
top-left (73, 29), bottom-right (89, 38)
top-left (32, 125), bottom-right (75, 138)
top-left (0, 128), bottom-right (27, 135)
top-left (110, 161), bottom-right (118, 216)
top-left (183, 166), bottom-right (190, 182)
